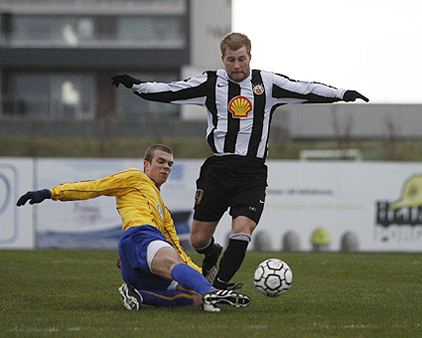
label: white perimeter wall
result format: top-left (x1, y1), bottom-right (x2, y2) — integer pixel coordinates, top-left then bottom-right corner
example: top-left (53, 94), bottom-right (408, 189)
top-left (1, 157), bottom-right (421, 251)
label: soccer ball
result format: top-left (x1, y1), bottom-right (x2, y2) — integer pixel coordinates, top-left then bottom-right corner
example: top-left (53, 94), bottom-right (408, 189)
top-left (254, 258), bottom-right (293, 297)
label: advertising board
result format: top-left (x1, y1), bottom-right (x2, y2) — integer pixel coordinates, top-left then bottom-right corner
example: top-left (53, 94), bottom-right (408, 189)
top-left (3, 157), bottom-right (422, 251)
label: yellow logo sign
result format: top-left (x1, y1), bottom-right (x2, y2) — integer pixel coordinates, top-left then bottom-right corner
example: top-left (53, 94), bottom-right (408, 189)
top-left (390, 175), bottom-right (422, 209)
top-left (228, 96), bottom-right (252, 118)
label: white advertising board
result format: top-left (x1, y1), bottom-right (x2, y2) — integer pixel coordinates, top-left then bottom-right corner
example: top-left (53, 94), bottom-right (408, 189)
top-left (242, 160), bottom-right (422, 252)
top-left (2, 157), bottom-right (422, 251)
top-left (34, 158), bottom-right (201, 249)
top-left (0, 158), bottom-right (34, 249)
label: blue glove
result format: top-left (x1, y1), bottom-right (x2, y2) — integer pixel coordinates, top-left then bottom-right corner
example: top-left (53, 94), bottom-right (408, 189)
top-left (16, 189), bottom-right (51, 206)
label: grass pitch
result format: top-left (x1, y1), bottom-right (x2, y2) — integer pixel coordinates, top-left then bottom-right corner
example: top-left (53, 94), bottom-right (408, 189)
top-left (1, 250), bottom-right (421, 338)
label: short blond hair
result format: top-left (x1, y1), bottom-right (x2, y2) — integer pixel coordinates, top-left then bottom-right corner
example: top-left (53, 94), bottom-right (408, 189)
top-left (220, 32), bottom-right (251, 57)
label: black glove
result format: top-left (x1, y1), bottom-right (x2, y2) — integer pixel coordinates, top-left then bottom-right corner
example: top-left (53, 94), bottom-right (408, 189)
top-left (343, 90), bottom-right (369, 102)
top-left (16, 189), bottom-right (51, 206)
top-left (111, 74), bottom-right (141, 88)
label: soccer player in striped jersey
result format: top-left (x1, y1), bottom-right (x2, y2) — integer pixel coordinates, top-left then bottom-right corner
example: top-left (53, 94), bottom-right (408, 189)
top-left (16, 144), bottom-right (251, 312)
top-left (111, 32), bottom-right (369, 289)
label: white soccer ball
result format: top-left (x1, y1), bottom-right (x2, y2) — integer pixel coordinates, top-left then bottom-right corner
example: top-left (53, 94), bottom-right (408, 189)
top-left (254, 258), bottom-right (293, 297)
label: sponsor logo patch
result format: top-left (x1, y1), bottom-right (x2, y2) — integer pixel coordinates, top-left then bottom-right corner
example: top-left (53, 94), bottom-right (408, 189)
top-left (228, 96), bottom-right (252, 118)
top-left (195, 189), bottom-right (204, 205)
top-left (253, 84), bottom-right (264, 95)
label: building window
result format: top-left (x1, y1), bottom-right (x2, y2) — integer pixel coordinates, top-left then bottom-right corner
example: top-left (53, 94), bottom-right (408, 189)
top-left (9, 14), bottom-right (185, 48)
top-left (115, 72), bottom-right (179, 119)
top-left (2, 73), bottom-right (96, 120)
top-left (118, 16), bottom-right (185, 47)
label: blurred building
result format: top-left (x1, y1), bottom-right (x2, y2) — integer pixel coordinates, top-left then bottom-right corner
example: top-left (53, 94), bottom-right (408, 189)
top-left (1, 1), bottom-right (420, 144)
top-left (0, 0), bottom-right (231, 123)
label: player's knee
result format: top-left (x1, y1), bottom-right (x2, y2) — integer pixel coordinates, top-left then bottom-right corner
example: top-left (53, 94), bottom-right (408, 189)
top-left (151, 246), bottom-right (183, 278)
top-left (190, 233), bottom-right (209, 250)
top-left (232, 215), bottom-right (257, 235)
top-left (190, 220), bottom-right (217, 249)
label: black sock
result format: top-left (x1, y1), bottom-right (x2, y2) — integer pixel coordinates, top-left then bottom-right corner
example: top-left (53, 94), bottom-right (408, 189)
top-left (214, 238), bottom-right (249, 285)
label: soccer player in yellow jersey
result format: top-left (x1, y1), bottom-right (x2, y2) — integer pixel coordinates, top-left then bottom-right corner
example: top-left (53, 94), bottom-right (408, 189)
top-left (112, 32), bottom-right (369, 290)
top-left (16, 144), bottom-right (251, 312)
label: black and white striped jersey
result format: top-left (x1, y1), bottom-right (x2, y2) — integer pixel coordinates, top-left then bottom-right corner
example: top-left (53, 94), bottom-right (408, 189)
top-left (132, 69), bottom-right (347, 159)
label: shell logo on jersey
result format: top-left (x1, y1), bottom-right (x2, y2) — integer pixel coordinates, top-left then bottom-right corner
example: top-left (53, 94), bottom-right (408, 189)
top-left (228, 96), bottom-right (252, 118)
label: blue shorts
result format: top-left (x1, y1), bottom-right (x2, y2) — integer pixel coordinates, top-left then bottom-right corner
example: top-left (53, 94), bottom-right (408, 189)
top-left (118, 225), bottom-right (174, 291)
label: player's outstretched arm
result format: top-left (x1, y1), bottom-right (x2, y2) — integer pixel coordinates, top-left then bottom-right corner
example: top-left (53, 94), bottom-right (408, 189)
top-left (111, 74), bottom-right (141, 88)
top-left (343, 90), bottom-right (369, 102)
top-left (16, 189), bottom-right (51, 206)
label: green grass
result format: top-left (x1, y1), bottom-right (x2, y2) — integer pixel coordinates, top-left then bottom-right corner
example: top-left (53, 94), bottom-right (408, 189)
top-left (1, 250), bottom-right (421, 337)
top-left (2, 136), bottom-right (422, 161)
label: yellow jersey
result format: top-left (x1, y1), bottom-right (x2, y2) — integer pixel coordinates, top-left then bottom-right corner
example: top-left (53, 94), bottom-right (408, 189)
top-left (50, 168), bottom-right (200, 271)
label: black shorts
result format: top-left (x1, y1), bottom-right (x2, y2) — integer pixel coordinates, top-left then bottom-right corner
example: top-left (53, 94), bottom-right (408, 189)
top-left (193, 155), bottom-right (268, 224)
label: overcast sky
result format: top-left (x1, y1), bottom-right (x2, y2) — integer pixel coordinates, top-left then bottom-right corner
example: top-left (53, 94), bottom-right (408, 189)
top-left (232, 0), bottom-right (422, 104)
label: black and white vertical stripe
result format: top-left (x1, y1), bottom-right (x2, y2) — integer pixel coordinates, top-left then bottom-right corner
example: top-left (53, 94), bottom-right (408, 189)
top-left (134, 69), bottom-right (346, 159)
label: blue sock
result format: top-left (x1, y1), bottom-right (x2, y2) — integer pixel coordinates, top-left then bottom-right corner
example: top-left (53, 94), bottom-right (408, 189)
top-left (138, 289), bottom-right (195, 307)
top-left (171, 263), bottom-right (213, 295)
